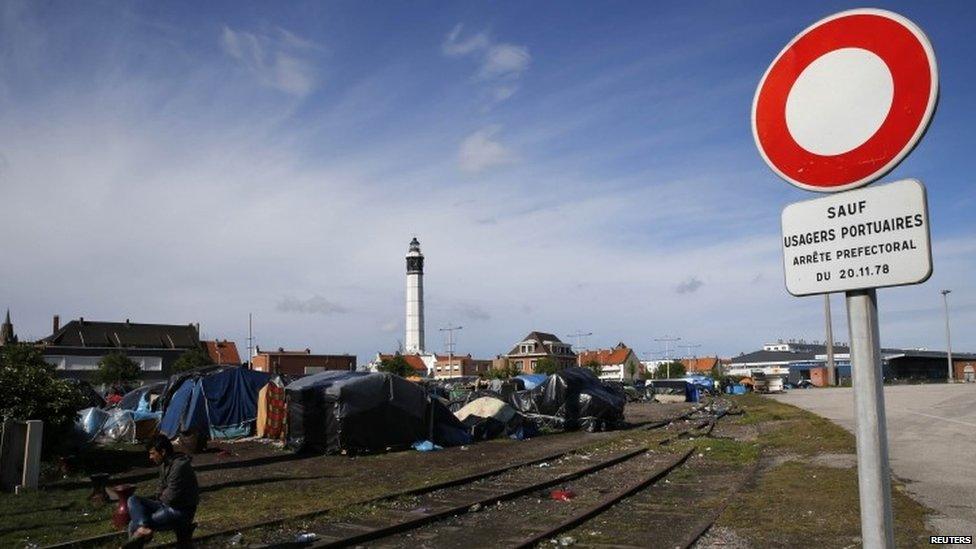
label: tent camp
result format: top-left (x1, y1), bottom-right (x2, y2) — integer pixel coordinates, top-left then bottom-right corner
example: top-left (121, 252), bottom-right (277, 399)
top-left (286, 371), bottom-right (470, 454)
top-left (118, 382), bottom-right (167, 412)
top-left (454, 396), bottom-right (533, 441)
top-left (159, 366), bottom-right (270, 439)
top-left (256, 375), bottom-right (288, 440)
top-left (510, 367), bottom-right (626, 431)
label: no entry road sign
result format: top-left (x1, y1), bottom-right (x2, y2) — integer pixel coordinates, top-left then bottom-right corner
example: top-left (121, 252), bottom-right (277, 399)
top-left (781, 179), bottom-right (932, 296)
top-left (753, 9), bottom-right (938, 192)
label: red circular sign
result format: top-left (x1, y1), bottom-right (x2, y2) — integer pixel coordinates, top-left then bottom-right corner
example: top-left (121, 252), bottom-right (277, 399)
top-left (752, 9), bottom-right (938, 192)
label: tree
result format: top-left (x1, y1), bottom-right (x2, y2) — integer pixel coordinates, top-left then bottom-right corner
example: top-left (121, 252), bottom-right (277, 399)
top-left (483, 359), bottom-right (520, 380)
top-left (534, 357), bottom-right (561, 375)
top-left (94, 352), bottom-right (141, 385)
top-left (626, 360), bottom-right (639, 380)
top-left (173, 347), bottom-right (215, 373)
top-left (377, 353), bottom-right (414, 378)
top-left (0, 343), bottom-right (87, 451)
top-left (710, 362), bottom-right (724, 380)
top-left (653, 361), bottom-right (686, 379)
top-left (583, 359), bottom-right (602, 377)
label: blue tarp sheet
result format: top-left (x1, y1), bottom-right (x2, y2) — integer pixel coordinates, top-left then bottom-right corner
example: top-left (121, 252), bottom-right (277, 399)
top-left (515, 374), bottom-right (548, 390)
top-left (160, 367), bottom-right (270, 439)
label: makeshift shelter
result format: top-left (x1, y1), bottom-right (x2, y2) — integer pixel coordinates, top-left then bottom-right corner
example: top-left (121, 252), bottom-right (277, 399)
top-left (159, 366), bottom-right (271, 439)
top-left (514, 374), bottom-right (548, 390)
top-left (75, 407), bottom-right (160, 443)
top-left (256, 375), bottom-right (288, 439)
top-left (648, 380), bottom-right (699, 402)
top-left (285, 371), bottom-right (471, 454)
top-left (118, 382), bottom-right (167, 412)
top-left (454, 396), bottom-right (533, 441)
top-left (510, 367), bottom-right (626, 432)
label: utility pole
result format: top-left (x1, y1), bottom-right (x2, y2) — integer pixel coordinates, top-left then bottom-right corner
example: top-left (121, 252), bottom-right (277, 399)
top-left (247, 313), bottom-right (253, 367)
top-left (825, 294), bottom-right (836, 386)
top-left (567, 330), bottom-right (592, 367)
top-left (439, 325), bottom-right (463, 378)
top-left (941, 289), bottom-right (953, 382)
top-left (679, 343), bottom-right (701, 357)
top-left (654, 336), bottom-right (681, 379)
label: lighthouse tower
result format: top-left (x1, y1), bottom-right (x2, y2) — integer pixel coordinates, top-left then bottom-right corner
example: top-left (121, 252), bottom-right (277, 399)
top-left (405, 237), bottom-right (425, 354)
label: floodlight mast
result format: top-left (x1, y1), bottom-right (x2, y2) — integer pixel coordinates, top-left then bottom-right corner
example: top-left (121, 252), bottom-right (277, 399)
top-left (567, 331), bottom-right (593, 367)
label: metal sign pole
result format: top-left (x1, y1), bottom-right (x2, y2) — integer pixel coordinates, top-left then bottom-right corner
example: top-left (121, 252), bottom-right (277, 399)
top-left (845, 289), bottom-right (895, 548)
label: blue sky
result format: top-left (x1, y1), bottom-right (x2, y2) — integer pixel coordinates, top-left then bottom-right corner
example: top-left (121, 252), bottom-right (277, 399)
top-left (1, 1), bottom-right (974, 363)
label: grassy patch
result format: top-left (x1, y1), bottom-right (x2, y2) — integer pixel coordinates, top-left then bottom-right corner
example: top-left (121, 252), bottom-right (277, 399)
top-left (730, 394), bottom-right (855, 456)
top-left (718, 460), bottom-right (930, 547)
top-left (730, 393), bottom-right (807, 425)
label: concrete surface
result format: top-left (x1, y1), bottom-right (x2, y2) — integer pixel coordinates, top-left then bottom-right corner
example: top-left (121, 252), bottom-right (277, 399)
top-left (770, 384), bottom-right (976, 537)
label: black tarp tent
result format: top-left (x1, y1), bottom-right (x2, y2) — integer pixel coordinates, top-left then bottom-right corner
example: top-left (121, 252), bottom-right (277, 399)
top-left (285, 371), bottom-right (471, 454)
top-left (510, 367), bottom-right (626, 431)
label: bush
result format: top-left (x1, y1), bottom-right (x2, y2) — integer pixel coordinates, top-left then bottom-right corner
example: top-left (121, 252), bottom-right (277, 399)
top-left (534, 357), bottom-right (562, 375)
top-left (376, 354), bottom-right (414, 377)
top-left (173, 347), bottom-right (215, 372)
top-left (652, 360), bottom-right (686, 379)
top-left (94, 352), bottom-right (141, 385)
top-left (0, 343), bottom-right (88, 452)
top-left (583, 359), bottom-right (602, 376)
top-left (484, 362), bottom-right (520, 379)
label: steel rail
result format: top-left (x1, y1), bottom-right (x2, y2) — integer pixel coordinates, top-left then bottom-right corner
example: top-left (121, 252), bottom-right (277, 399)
top-left (302, 447), bottom-right (651, 548)
top-left (510, 446), bottom-right (695, 549)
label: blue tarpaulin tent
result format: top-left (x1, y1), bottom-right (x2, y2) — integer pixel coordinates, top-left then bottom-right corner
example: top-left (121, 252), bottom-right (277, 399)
top-left (514, 374), bottom-right (548, 390)
top-left (159, 367), bottom-right (271, 439)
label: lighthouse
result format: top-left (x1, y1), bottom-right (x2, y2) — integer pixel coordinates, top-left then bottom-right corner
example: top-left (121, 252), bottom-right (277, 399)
top-left (405, 237), bottom-right (425, 354)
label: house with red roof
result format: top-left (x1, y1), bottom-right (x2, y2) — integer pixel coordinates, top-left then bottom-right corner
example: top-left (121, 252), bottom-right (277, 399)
top-left (371, 353), bottom-right (431, 377)
top-left (578, 342), bottom-right (642, 382)
top-left (680, 356), bottom-right (722, 375)
top-left (201, 339), bottom-right (242, 365)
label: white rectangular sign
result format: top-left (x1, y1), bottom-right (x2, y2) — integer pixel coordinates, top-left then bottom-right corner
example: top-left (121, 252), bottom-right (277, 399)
top-left (781, 179), bottom-right (932, 296)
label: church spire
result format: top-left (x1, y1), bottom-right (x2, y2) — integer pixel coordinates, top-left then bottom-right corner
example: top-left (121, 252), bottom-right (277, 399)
top-left (0, 309), bottom-right (17, 346)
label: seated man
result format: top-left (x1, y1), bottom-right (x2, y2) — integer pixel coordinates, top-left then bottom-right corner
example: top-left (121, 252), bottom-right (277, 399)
top-left (125, 434), bottom-right (199, 547)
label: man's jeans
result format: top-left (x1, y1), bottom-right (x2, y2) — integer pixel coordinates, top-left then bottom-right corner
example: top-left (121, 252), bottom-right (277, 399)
top-left (127, 496), bottom-right (192, 536)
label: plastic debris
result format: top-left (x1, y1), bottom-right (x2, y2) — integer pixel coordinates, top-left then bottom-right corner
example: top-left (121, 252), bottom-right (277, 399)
top-left (559, 535), bottom-right (577, 546)
top-left (537, 462), bottom-right (551, 468)
top-left (411, 440), bottom-right (443, 452)
top-left (295, 532), bottom-right (319, 543)
top-left (228, 532), bottom-right (244, 545)
top-left (469, 503), bottom-right (482, 512)
top-left (550, 489), bottom-right (576, 501)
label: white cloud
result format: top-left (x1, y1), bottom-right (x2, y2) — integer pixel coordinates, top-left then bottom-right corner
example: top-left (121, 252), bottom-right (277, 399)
top-left (479, 44), bottom-right (530, 80)
top-left (220, 25), bottom-right (318, 96)
top-left (458, 126), bottom-right (516, 173)
top-left (442, 24), bottom-right (490, 57)
top-left (441, 24), bottom-right (530, 105)
top-left (277, 296), bottom-right (349, 315)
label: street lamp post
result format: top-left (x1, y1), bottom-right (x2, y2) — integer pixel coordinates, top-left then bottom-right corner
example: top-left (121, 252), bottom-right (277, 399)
top-left (567, 331), bottom-right (592, 367)
top-left (941, 290), bottom-right (953, 382)
top-left (439, 325), bottom-right (463, 379)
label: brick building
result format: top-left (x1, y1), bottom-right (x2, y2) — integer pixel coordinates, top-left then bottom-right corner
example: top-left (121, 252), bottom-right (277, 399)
top-left (504, 331), bottom-right (576, 374)
top-left (251, 347), bottom-right (356, 377)
top-left (202, 339), bottom-right (242, 365)
top-left (432, 354), bottom-right (492, 379)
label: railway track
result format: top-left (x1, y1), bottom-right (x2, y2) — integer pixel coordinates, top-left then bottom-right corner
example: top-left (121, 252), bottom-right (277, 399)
top-left (204, 417), bottom-right (713, 548)
top-left (46, 402), bottom-right (725, 549)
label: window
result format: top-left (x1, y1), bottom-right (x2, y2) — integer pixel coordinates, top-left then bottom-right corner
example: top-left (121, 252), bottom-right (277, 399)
top-left (531, 360), bottom-right (537, 370)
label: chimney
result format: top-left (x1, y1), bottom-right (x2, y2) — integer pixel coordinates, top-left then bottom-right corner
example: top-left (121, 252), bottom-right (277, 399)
top-left (125, 318), bottom-right (130, 325)
top-left (79, 316), bottom-right (85, 325)
top-left (52, 315), bottom-right (60, 333)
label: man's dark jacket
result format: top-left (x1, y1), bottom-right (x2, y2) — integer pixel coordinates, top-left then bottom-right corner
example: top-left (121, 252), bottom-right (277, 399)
top-left (157, 453), bottom-right (199, 511)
